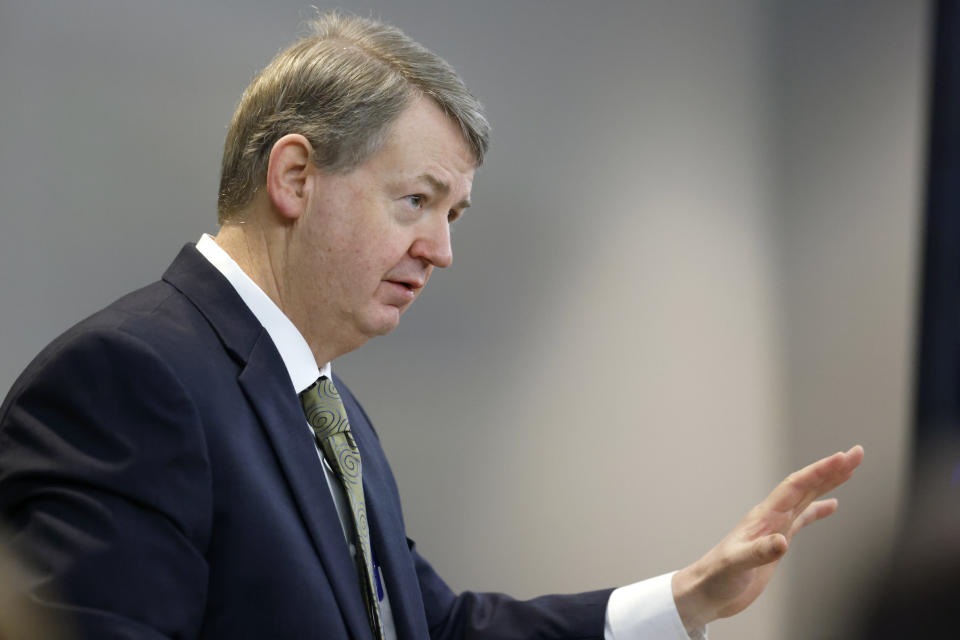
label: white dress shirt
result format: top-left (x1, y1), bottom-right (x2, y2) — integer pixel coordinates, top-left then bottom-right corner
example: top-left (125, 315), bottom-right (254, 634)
top-left (195, 233), bottom-right (705, 640)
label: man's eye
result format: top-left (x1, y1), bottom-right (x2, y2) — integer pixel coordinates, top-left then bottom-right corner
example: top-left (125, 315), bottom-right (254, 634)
top-left (405, 194), bottom-right (425, 208)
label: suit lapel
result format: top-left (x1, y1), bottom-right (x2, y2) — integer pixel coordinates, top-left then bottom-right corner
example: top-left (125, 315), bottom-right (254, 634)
top-left (366, 478), bottom-right (429, 640)
top-left (342, 389), bottom-right (430, 640)
top-left (239, 337), bottom-right (373, 640)
top-left (163, 244), bottom-right (374, 640)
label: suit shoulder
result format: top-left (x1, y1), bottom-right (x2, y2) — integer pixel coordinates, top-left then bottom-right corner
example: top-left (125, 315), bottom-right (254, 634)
top-left (2, 279), bottom-right (222, 414)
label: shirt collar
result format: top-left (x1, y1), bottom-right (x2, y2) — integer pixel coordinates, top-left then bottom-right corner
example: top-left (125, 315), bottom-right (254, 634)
top-left (195, 233), bottom-right (329, 393)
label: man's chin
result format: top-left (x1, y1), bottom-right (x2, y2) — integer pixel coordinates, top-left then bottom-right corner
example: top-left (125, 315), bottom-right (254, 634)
top-left (363, 306), bottom-right (404, 337)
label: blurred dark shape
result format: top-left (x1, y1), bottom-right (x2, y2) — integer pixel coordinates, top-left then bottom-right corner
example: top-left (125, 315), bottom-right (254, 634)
top-left (914, 0), bottom-right (960, 449)
top-left (866, 0), bottom-right (960, 634)
top-left (0, 528), bottom-right (72, 640)
top-left (854, 437), bottom-right (960, 637)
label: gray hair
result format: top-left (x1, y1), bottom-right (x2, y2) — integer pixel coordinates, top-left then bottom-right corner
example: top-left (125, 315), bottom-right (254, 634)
top-left (217, 12), bottom-right (490, 223)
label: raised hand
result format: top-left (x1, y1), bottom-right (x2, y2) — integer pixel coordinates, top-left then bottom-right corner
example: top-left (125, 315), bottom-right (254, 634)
top-left (671, 445), bottom-right (865, 633)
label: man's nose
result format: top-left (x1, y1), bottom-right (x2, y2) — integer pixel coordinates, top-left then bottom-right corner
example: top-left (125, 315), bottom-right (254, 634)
top-left (410, 215), bottom-right (453, 269)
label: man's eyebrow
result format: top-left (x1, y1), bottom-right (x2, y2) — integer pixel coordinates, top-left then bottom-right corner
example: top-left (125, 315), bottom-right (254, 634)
top-left (417, 173), bottom-right (471, 210)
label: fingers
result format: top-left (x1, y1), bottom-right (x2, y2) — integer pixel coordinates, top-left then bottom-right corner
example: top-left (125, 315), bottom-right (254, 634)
top-left (788, 498), bottom-right (838, 537)
top-left (763, 445), bottom-right (864, 514)
top-left (730, 533), bottom-right (788, 570)
top-left (845, 444), bottom-right (865, 466)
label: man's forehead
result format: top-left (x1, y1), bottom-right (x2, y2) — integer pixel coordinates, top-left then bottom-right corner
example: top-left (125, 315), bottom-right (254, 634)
top-left (385, 98), bottom-right (475, 160)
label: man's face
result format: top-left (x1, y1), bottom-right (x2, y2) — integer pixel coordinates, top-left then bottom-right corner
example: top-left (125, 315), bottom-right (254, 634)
top-left (284, 97), bottom-right (475, 358)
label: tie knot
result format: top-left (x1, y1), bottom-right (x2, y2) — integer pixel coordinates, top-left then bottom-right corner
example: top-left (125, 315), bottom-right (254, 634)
top-left (300, 376), bottom-right (350, 439)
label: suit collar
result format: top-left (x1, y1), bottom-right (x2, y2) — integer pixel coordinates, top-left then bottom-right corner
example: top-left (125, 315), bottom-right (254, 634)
top-left (162, 243), bottom-right (263, 366)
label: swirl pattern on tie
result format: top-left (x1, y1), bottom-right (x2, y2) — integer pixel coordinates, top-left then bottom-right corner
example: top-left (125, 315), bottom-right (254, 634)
top-left (302, 377), bottom-right (348, 438)
top-left (336, 433), bottom-right (362, 484)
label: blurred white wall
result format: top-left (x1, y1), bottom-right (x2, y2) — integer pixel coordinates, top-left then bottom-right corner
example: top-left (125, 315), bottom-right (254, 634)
top-left (0, 1), bottom-right (929, 638)
top-left (772, 3), bottom-right (928, 638)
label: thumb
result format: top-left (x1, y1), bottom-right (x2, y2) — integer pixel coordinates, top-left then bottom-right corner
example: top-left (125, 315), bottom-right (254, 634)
top-left (732, 534), bottom-right (788, 570)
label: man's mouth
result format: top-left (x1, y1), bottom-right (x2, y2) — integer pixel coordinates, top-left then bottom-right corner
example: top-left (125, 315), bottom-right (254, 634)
top-left (388, 278), bottom-right (424, 292)
top-left (381, 278), bottom-right (423, 305)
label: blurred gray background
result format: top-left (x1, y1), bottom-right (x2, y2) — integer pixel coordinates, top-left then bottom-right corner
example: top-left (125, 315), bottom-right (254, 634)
top-left (0, 1), bottom-right (929, 638)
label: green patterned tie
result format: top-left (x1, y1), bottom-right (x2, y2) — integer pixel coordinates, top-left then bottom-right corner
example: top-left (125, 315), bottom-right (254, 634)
top-left (300, 376), bottom-right (384, 640)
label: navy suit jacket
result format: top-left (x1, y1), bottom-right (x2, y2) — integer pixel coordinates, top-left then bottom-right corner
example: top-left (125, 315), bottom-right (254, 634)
top-left (0, 245), bottom-right (611, 639)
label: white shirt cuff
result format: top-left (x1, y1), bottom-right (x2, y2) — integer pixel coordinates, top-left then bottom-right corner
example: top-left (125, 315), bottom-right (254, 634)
top-left (604, 572), bottom-right (707, 640)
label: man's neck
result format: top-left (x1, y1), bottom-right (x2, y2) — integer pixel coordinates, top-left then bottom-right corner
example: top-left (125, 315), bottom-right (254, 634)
top-left (214, 222), bottom-right (282, 304)
top-left (212, 220), bottom-right (356, 367)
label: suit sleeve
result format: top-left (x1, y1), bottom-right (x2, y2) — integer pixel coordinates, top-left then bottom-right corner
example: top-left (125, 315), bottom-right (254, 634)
top-left (0, 328), bottom-right (213, 638)
top-left (410, 538), bottom-right (613, 640)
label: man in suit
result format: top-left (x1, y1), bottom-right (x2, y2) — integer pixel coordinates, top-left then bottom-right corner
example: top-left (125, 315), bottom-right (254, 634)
top-left (0, 12), bottom-right (863, 640)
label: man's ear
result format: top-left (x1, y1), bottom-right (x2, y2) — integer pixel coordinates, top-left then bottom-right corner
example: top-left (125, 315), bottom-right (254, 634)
top-left (265, 134), bottom-right (315, 220)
